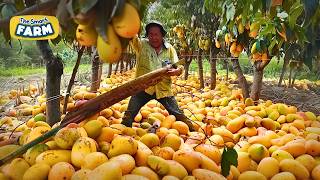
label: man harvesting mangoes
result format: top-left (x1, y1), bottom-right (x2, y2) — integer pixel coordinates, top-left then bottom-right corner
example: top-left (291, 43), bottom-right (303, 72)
top-left (121, 21), bottom-right (194, 131)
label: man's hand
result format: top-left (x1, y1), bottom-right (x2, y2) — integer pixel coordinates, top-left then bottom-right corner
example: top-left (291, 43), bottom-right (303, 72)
top-left (167, 67), bottom-right (182, 76)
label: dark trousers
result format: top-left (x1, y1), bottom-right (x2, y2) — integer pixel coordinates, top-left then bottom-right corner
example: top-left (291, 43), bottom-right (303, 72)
top-left (121, 91), bottom-right (194, 131)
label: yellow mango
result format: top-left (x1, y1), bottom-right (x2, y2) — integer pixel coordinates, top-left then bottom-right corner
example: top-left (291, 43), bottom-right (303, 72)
top-left (97, 25), bottom-right (122, 63)
top-left (279, 159), bottom-right (310, 179)
top-left (226, 116), bottom-right (245, 133)
top-left (88, 161), bottom-right (122, 180)
top-left (173, 150), bottom-right (202, 173)
top-left (248, 144), bottom-right (269, 162)
top-left (312, 164), bottom-right (320, 180)
top-left (248, 135), bottom-right (271, 148)
top-left (280, 140), bottom-right (306, 157)
top-left (107, 135), bottom-right (138, 158)
top-left (54, 127), bottom-right (81, 149)
top-left (0, 145), bottom-right (20, 159)
top-left (192, 169), bottom-right (226, 180)
top-left (131, 167), bottom-right (160, 180)
top-left (295, 154), bottom-right (317, 173)
top-left (24, 144), bottom-right (49, 165)
top-left (161, 133), bottom-right (182, 151)
top-left (147, 155), bottom-right (170, 176)
top-left (5, 158), bottom-right (30, 180)
top-left (237, 152), bottom-right (252, 173)
top-left (109, 154), bottom-right (135, 175)
top-left (305, 111), bottom-right (317, 121)
top-left (140, 133), bottom-right (160, 149)
top-left (166, 160), bottom-right (188, 179)
top-left (48, 162), bottom-right (75, 180)
top-left (76, 24), bottom-right (97, 47)
top-left (112, 3), bottom-right (140, 38)
top-left (268, 111), bottom-right (280, 121)
top-left (71, 137), bottom-right (97, 168)
top-left (261, 118), bottom-right (277, 130)
top-left (194, 144), bottom-right (221, 164)
top-left (271, 172), bottom-right (296, 180)
top-left (212, 127), bottom-right (234, 142)
top-left (81, 152), bottom-right (108, 170)
top-left (71, 169), bottom-right (91, 180)
top-left (238, 171), bottom-right (266, 180)
top-left (257, 157), bottom-right (279, 178)
top-left (122, 174), bottom-right (148, 180)
top-left (134, 141), bottom-right (153, 166)
top-left (271, 149), bottom-right (294, 162)
top-left (83, 120), bottom-right (103, 138)
top-left (196, 152), bottom-right (220, 173)
top-left (26, 126), bottom-right (51, 143)
top-left (36, 150), bottom-right (71, 166)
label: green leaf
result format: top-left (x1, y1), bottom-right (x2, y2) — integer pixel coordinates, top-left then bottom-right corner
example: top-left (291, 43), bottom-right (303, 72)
top-left (1, 3), bottom-right (17, 18)
top-left (288, 2), bottom-right (303, 29)
top-left (268, 37), bottom-right (277, 54)
top-left (226, 3), bottom-right (235, 22)
top-left (302, 0), bottom-right (319, 26)
top-left (221, 147), bottom-right (238, 177)
top-left (114, 0), bottom-right (126, 16)
top-left (78, 0), bottom-right (98, 14)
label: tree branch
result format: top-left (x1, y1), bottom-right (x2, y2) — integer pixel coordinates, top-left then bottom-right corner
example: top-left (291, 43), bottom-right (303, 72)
top-left (0, 0), bottom-right (59, 28)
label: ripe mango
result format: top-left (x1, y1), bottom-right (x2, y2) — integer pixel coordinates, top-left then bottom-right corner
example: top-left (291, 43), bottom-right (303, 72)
top-left (122, 174), bottom-right (148, 180)
top-left (25, 126), bottom-right (51, 143)
top-left (110, 154), bottom-right (136, 175)
top-left (237, 152), bottom-right (252, 173)
top-left (107, 135), bottom-right (138, 158)
top-left (192, 169), bottom-right (226, 180)
top-left (271, 149), bottom-right (294, 162)
top-left (24, 143), bottom-right (49, 165)
top-left (279, 159), bottom-right (310, 179)
top-left (166, 160), bottom-right (188, 179)
top-left (238, 171), bottom-right (266, 180)
top-left (257, 157), bottom-right (279, 178)
top-left (248, 144), bottom-right (269, 162)
top-left (212, 127), bottom-right (234, 142)
top-left (268, 111), bottom-right (280, 121)
top-left (131, 166), bottom-right (160, 180)
top-left (76, 24), bottom-right (97, 47)
top-left (22, 163), bottom-right (50, 180)
top-left (305, 139), bottom-right (320, 156)
top-left (147, 155), bottom-right (170, 176)
top-left (312, 164), bottom-right (320, 180)
top-left (112, 3), bottom-right (140, 38)
top-left (295, 154), bottom-right (317, 173)
top-left (71, 137), bottom-right (97, 168)
top-left (271, 172), bottom-right (296, 180)
top-left (305, 111), bottom-right (317, 121)
top-left (161, 133), bottom-right (182, 151)
top-left (48, 162), bottom-right (75, 180)
top-left (277, 104), bottom-right (288, 115)
top-left (83, 120), bottom-right (103, 138)
top-left (155, 147), bottom-right (174, 160)
top-left (226, 116), bottom-right (245, 133)
top-left (194, 144), bottom-right (221, 164)
top-left (173, 150), bottom-right (202, 173)
top-left (0, 144), bottom-right (20, 159)
top-left (248, 135), bottom-right (271, 148)
top-left (196, 152), bottom-right (220, 173)
top-left (97, 25), bottom-right (122, 63)
top-left (134, 141), bottom-right (153, 166)
top-left (140, 133), bottom-right (160, 149)
top-left (82, 152), bottom-right (108, 170)
top-left (54, 127), bottom-right (81, 149)
top-left (72, 169), bottom-right (91, 180)
top-left (36, 150), bottom-right (71, 166)
top-left (280, 140), bottom-right (306, 157)
top-left (88, 161), bottom-right (122, 180)
top-left (5, 158), bottom-right (30, 180)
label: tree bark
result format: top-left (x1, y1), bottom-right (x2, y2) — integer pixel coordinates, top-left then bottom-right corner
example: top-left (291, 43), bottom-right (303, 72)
top-left (114, 61), bottom-right (120, 74)
top-left (90, 49), bottom-right (101, 92)
top-left (225, 60), bottom-right (229, 81)
top-left (184, 56), bottom-right (192, 80)
top-left (250, 68), bottom-right (264, 101)
top-left (63, 46), bottom-right (85, 114)
top-left (209, 49), bottom-right (217, 90)
top-left (231, 59), bottom-right (250, 99)
top-left (37, 40), bottom-right (63, 126)
top-left (108, 63), bottom-right (112, 78)
top-left (278, 55), bottom-right (290, 86)
top-left (197, 50), bottom-right (204, 89)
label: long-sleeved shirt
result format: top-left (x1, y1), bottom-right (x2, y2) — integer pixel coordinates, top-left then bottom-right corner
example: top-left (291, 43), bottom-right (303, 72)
top-left (130, 37), bottom-right (179, 99)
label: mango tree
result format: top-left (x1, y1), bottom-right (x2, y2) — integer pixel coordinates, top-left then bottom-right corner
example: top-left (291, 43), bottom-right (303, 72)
top-left (0, 0), bottom-right (151, 125)
top-left (205, 0), bottom-right (320, 101)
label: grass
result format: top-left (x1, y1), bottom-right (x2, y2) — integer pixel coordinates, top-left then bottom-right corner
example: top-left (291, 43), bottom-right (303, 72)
top-left (188, 53), bottom-right (319, 82)
top-left (0, 64), bottom-right (91, 77)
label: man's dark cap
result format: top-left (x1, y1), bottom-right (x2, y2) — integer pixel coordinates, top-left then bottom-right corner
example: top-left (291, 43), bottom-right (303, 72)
top-left (145, 20), bottom-right (167, 36)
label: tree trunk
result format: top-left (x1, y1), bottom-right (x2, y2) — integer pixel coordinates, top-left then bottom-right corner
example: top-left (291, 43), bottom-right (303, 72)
top-left (209, 49), bottom-right (217, 90)
top-left (278, 55), bottom-right (289, 86)
top-left (288, 65), bottom-right (293, 88)
top-left (184, 56), bottom-right (192, 80)
top-left (91, 50), bottom-right (101, 92)
top-left (250, 67), bottom-right (264, 101)
top-left (225, 60), bottom-right (229, 81)
top-left (115, 61), bottom-right (120, 74)
top-left (36, 40), bottom-right (63, 126)
top-left (108, 63), bottom-right (112, 78)
top-left (197, 50), bottom-right (204, 89)
top-left (231, 59), bottom-right (250, 98)
top-left (62, 47), bottom-right (85, 114)
top-left (120, 55), bottom-right (125, 73)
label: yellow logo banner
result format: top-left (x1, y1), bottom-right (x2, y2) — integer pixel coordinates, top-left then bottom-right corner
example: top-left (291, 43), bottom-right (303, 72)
top-left (10, 15), bottom-right (59, 40)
